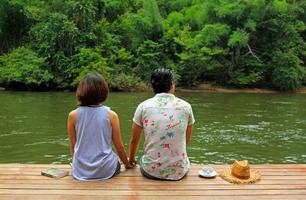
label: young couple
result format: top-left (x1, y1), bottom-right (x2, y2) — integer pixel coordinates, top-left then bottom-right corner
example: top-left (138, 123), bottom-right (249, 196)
top-left (67, 68), bottom-right (195, 181)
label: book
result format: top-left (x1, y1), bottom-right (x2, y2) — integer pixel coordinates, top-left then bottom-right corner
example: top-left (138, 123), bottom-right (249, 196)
top-left (41, 168), bottom-right (69, 179)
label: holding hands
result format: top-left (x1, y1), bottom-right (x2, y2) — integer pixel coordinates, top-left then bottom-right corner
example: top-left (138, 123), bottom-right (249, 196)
top-left (129, 157), bottom-right (137, 167)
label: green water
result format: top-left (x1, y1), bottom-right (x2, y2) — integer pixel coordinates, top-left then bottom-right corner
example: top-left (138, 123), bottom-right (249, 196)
top-left (0, 91), bottom-right (305, 164)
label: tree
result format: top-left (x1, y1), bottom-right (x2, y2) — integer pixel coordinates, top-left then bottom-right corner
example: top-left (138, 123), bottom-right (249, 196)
top-left (135, 40), bottom-right (164, 82)
top-left (271, 51), bottom-right (304, 91)
top-left (0, 0), bottom-right (30, 54)
top-left (64, 0), bottom-right (98, 45)
top-left (143, 0), bottom-right (164, 40)
top-left (69, 48), bottom-right (111, 87)
top-left (30, 13), bottom-right (80, 87)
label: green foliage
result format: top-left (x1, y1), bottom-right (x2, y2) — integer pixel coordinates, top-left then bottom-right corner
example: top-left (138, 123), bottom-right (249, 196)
top-left (195, 23), bottom-right (231, 46)
top-left (109, 48), bottom-right (134, 75)
top-left (143, 0), bottom-right (163, 39)
top-left (183, 4), bottom-right (209, 30)
top-left (118, 13), bottom-right (152, 49)
top-left (228, 29), bottom-right (249, 47)
top-left (135, 40), bottom-right (164, 82)
top-left (0, 47), bottom-right (52, 87)
top-left (230, 70), bottom-right (263, 86)
top-left (0, 0), bottom-right (30, 54)
top-left (108, 73), bottom-right (147, 92)
top-left (30, 13), bottom-right (79, 87)
top-left (271, 51), bottom-right (305, 91)
top-left (215, 0), bottom-right (246, 21)
top-left (30, 13), bottom-right (79, 58)
top-left (71, 48), bottom-right (111, 86)
top-left (0, 0), bottom-right (305, 91)
top-left (65, 0), bottom-right (96, 30)
top-left (64, 0), bottom-right (98, 44)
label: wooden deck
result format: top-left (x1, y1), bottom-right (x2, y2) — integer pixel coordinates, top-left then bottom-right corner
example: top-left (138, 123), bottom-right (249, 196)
top-left (0, 164), bottom-right (305, 200)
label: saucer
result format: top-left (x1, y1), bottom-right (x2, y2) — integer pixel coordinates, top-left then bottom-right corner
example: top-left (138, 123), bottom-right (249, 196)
top-left (198, 167), bottom-right (218, 178)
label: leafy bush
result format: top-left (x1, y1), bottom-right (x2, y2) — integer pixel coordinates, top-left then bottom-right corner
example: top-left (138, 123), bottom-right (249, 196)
top-left (271, 51), bottom-right (305, 91)
top-left (70, 48), bottom-right (112, 87)
top-left (135, 40), bottom-right (164, 82)
top-left (108, 73), bottom-right (148, 92)
top-left (0, 47), bottom-right (52, 88)
top-left (230, 70), bottom-right (263, 86)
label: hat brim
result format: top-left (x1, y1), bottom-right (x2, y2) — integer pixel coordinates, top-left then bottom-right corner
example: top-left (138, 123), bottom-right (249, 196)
top-left (220, 166), bottom-right (261, 184)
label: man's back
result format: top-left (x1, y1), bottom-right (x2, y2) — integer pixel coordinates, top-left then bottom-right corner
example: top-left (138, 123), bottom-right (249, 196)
top-left (133, 93), bottom-right (195, 180)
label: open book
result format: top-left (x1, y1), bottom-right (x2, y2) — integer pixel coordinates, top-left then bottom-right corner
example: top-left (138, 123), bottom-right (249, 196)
top-left (41, 168), bottom-right (69, 178)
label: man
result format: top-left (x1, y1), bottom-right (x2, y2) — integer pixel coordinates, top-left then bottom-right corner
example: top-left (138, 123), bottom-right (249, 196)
top-left (129, 68), bottom-right (195, 180)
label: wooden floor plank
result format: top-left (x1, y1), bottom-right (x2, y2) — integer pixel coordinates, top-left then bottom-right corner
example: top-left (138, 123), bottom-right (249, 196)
top-left (0, 164), bottom-right (305, 199)
top-left (0, 163), bottom-right (304, 169)
top-left (1, 179), bottom-right (306, 185)
top-left (1, 175), bottom-right (305, 180)
top-left (0, 189), bottom-right (306, 195)
top-left (0, 183), bottom-right (305, 190)
top-left (0, 168), bottom-right (306, 177)
top-left (2, 167), bottom-right (305, 172)
top-left (0, 195), bottom-right (306, 200)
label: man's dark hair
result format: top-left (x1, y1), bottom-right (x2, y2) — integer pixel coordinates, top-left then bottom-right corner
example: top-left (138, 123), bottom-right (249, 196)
top-left (76, 73), bottom-right (109, 106)
top-left (150, 68), bottom-right (174, 94)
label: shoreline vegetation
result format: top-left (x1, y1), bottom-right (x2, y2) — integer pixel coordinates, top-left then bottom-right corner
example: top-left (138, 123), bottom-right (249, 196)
top-left (177, 84), bottom-right (306, 94)
top-left (0, 0), bottom-right (305, 92)
top-left (2, 84), bottom-right (306, 94)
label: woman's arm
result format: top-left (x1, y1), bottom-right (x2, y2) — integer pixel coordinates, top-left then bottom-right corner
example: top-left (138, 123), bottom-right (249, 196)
top-left (186, 124), bottom-right (193, 144)
top-left (109, 110), bottom-right (133, 169)
top-left (67, 110), bottom-right (77, 158)
top-left (128, 123), bottom-right (143, 165)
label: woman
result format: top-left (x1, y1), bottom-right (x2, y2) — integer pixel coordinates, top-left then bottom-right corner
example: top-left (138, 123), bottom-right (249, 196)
top-left (67, 73), bottom-right (133, 180)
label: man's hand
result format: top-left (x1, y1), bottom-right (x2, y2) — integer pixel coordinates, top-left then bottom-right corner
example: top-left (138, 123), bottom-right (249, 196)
top-left (129, 157), bottom-right (137, 166)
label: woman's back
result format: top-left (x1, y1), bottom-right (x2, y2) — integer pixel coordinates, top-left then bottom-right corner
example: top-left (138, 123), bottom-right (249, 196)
top-left (72, 106), bottom-right (118, 180)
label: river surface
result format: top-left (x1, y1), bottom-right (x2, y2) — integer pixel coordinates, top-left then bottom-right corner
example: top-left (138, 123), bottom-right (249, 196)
top-left (0, 91), bottom-right (305, 164)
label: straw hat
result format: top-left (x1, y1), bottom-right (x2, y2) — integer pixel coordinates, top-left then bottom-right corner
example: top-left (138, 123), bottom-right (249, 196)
top-left (220, 160), bottom-right (261, 184)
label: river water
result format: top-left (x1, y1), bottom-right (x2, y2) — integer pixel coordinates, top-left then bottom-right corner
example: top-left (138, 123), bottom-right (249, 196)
top-left (0, 91), bottom-right (305, 164)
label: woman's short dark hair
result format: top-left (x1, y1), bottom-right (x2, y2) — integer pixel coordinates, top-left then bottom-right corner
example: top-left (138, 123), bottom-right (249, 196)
top-left (151, 68), bottom-right (174, 94)
top-left (76, 73), bottom-right (109, 106)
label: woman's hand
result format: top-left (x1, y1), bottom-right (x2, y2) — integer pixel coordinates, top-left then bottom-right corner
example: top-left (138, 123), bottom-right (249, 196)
top-left (124, 163), bottom-right (134, 169)
top-left (110, 110), bottom-right (132, 169)
top-left (129, 157), bottom-right (137, 166)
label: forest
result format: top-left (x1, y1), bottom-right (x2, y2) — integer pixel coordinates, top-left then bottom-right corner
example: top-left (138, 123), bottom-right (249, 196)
top-left (0, 0), bottom-right (305, 91)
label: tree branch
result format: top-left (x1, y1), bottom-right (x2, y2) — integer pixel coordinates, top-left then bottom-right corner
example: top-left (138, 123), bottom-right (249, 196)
top-left (245, 44), bottom-right (261, 61)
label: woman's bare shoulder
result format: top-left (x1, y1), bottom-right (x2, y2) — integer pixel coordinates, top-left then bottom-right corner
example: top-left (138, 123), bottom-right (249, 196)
top-left (68, 110), bottom-right (77, 120)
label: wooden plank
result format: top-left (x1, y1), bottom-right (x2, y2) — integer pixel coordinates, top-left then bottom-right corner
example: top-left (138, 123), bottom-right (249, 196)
top-left (0, 164), bottom-right (305, 169)
top-left (0, 189), bottom-right (306, 195)
top-left (2, 167), bottom-right (305, 172)
top-left (0, 164), bottom-right (305, 176)
top-left (0, 183), bottom-right (305, 190)
top-left (1, 174), bottom-right (305, 180)
top-left (0, 169), bottom-right (305, 176)
top-left (0, 195), bottom-right (306, 200)
top-left (1, 179), bottom-right (305, 185)
top-left (0, 164), bottom-right (306, 173)
top-left (0, 164), bottom-right (305, 199)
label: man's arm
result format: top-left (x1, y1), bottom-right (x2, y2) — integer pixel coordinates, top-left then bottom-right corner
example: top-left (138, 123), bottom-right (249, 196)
top-left (128, 123), bottom-right (143, 165)
top-left (186, 124), bottom-right (193, 144)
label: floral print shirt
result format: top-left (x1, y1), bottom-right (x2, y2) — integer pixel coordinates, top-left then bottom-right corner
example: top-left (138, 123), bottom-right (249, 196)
top-left (133, 93), bottom-right (195, 180)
